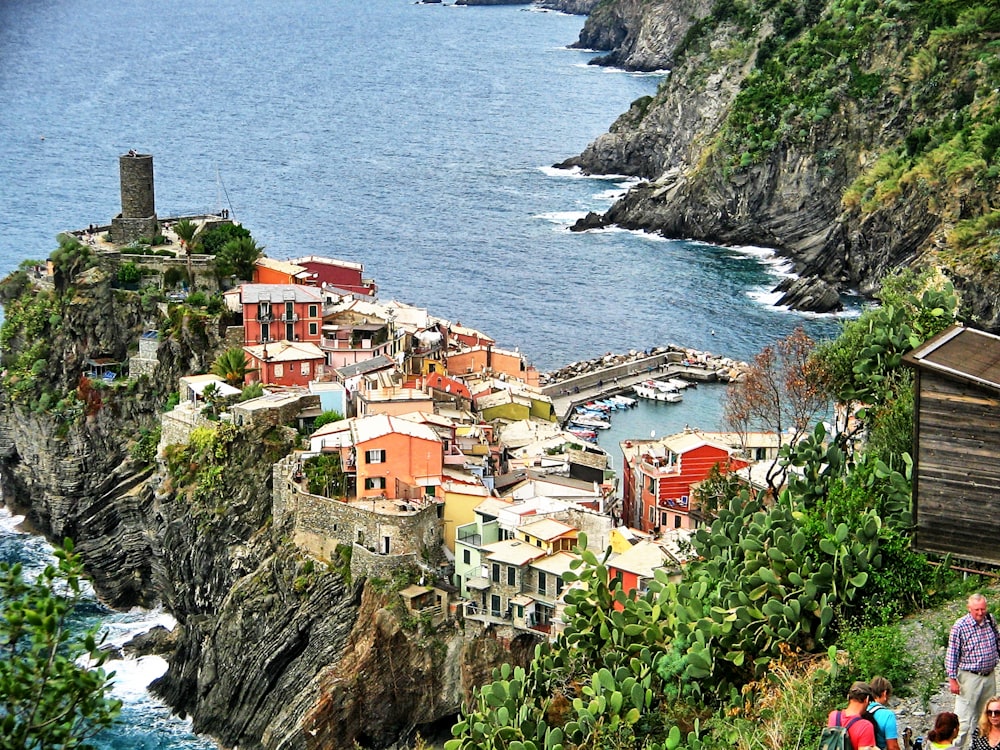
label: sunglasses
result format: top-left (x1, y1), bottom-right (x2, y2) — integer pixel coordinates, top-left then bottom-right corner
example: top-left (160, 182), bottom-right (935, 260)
top-left (988, 710), bottom-right (1000, 716)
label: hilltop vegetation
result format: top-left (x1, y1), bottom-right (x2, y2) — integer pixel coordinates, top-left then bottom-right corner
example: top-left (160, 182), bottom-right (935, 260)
top-left (447, 272), bottom-right (977, 750)
top-left (569, 0), bottom-right (1000, 323)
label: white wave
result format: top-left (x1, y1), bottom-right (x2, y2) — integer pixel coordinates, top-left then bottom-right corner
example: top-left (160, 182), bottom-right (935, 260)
top-left (0, 504), bottom-right (27, 533)
top-left (537, 165), bottom-right (640, 182)
top-left (101, 605), bottom-right (178, 650)
top-left (107, 654), bottom-right (170, 700)
top-left (534, 210), bottom-right (588, 225)
top-left (593, 187), bottom-right (628, 202)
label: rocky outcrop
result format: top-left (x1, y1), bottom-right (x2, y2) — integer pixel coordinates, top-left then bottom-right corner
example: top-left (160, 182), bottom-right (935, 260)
top-left (537, 0), bottom-right (600, 14)
top-left (562, 1), bottom-right (1000, 322)
top-left (571, 0), bottom-right (713, 71)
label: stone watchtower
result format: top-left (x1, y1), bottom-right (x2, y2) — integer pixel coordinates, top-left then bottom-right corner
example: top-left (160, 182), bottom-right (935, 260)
top-left (110, 151), bottom-right (159, 244)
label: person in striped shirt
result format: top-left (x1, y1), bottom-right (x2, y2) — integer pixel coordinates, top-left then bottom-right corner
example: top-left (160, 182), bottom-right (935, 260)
top-left (947, 594), bottom-right (1000, 748)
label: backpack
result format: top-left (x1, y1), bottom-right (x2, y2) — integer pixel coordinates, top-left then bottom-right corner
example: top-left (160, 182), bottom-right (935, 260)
top-left (868, 704), bottom-right (887, 749)
top-left (820, 710), bottom-right (863, 750)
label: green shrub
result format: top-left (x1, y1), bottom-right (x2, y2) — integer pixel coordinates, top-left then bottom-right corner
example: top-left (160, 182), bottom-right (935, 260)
top-left (838, 625), bottom-right (915, 694)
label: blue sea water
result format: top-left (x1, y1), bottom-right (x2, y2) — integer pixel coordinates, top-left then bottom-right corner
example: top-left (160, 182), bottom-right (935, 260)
top-left (0, 0), bottom-right (850, 746)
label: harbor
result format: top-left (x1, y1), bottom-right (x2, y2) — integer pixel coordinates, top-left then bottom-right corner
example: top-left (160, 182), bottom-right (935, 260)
top-left (540, 347), bottom-right (745, 431)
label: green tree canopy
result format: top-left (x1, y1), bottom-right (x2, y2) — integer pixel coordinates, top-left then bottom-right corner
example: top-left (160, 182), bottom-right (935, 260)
top-left (0, 539), bottom-right (121, 749)
top-left (210, 347), bottom-right (256, 386)
top-left (214, 236), bottom-right (262, 282)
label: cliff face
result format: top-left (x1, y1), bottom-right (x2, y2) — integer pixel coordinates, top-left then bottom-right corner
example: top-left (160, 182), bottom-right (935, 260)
top-left (572, 0), bottom-right (714, 71)
top-left (0, 271), bottom-right (531, 749)
top-left (563, 0), bottom-right (1000, 318)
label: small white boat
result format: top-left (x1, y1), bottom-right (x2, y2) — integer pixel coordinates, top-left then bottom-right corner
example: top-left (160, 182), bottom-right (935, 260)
top-left (666, 378), bottom-right (693, 390)
top-left (633, 382), bottom-right (682, 403)
top-left (610, 395), bottom-right (637, 407)
top-left (569, 415), bottom-right (612, 430)
top-left (567, 427), bottom-right (597, 441)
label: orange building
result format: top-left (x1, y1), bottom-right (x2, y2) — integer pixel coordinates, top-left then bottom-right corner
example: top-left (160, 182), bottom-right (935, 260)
top-left (240, 284), bottom-right (324, 345)
top-left (252, 257), bottom-right (315, 285)
top-left (444, 344), bottom-right (537, 386)
top-left (621, 431), bottom-right (749, 533)
top-left (291, 255), bottom-right (377, 297)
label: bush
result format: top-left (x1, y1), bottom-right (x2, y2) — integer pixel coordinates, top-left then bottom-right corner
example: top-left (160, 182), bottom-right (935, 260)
top-left (838, 625), bottom-right (915, 694)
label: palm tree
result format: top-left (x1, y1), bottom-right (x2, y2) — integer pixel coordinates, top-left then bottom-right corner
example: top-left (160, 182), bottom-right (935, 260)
top-left (215, 236), bottom-right (262, 282)
top-left (173, 219), bottom-right (198, 287)
top-left (210, 347), bottom-right (257, 386)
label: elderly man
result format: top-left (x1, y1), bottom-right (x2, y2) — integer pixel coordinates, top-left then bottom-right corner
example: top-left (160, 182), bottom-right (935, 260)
top-left (946, 593), bottom-right (1000, 748)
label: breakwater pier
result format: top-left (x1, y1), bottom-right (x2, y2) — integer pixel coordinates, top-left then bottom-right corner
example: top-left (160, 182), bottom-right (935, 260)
top-left (539, 346), bottom-right (747, 424)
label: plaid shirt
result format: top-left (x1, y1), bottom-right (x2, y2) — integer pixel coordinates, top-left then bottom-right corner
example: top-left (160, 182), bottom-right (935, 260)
top-left (946, 613), bottom-right (999, 679)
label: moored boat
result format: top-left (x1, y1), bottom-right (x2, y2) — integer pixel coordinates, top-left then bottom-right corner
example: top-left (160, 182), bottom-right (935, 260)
top-left (633, 381), bottom-right (682, 403)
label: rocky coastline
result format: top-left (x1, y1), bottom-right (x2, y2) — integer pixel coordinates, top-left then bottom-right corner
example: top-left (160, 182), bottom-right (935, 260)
top-left (553, 0), bottom-right (1000, 325)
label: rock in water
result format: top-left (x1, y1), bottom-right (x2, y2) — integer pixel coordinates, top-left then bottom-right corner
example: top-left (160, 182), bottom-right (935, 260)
top-left (570, 211), bottom-right (607, 232)
top-left (773, 276), bottom-right (843, 313)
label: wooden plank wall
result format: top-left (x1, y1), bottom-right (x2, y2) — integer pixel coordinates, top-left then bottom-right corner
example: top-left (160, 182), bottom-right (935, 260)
top-left (914, 371), bottom-right (1000, 564)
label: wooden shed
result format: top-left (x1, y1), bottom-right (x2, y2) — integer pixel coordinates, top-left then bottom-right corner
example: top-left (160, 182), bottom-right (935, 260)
top-left (903, 325), bottom-right (1000, 564)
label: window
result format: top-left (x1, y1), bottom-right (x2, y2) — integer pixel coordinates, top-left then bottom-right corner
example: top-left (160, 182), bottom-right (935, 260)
top-left (648, 505), bottom-right (656, 524)
top-left (555, 577), bottom-right (564, 596)
top-left (301, 362), bottom-right (310, 375)
top-left (674, 514), bottom-right (682, 529)
top-left (647, 476), bottom-right (656, 494)
top-left (365, 449), bottom-right (386, 464)
top-left (507, 566), bottom-right (516, 586)
top-left (364, 477), bottom-right (385, 490)
top-left (286, 322), bottom-right (295, 341)
top-left (463, 549), bottom-right (471, 565)
top-left (755, 447), bottom-right (767, 460)
top-left (538, 571), bottom-right (547, 596)
top-left (285, 301), bottom-right (294, 319)
top-left (309, 322), bottom-right (318, 336)
top-left (308, 304), bottom-right (318, 318)
top-left (491, 563), bottom-right (500, 583)
top-left (261, 323), bottom-right (270, 342)
top-left (274, 363), bottom-right (284, 377)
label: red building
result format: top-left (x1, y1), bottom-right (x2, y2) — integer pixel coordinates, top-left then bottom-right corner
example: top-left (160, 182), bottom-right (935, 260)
top-left (291, 255), bottom-right (377, 297)
top-left (244, 340), bottom-right (326, 387)
top-left (239, 284), bottom-right (324, 345)
top-left (620, 431), bottom-right (749, 533)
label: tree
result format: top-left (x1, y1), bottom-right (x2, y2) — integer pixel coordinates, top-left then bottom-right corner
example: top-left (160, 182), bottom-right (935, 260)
top-left (302, 453), bottom-right (347, 498)
top-left (312, 410), bottom-right (344, 430)
top-left (172, 219), bottom-right (198, 286)
top-left (210, 347), bottom-right (256, 386)
top-left (0, 539), bottom-right (121, 749)
top-left (724, 327), bottom-right (828, 496)
top-left (214, 236), bottom-right (261, 282)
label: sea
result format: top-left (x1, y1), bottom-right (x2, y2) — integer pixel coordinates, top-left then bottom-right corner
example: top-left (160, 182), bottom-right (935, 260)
top-left (0, 0), bottom-right (852, 746)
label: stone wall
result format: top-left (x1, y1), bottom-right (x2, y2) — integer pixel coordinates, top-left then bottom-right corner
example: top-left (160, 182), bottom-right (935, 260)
top-left (159, 403), bottom-right (214, 452)
top-left (231, 393), bottom-right (319, 429)
top-left (273, 456), bottom-right (443, 568)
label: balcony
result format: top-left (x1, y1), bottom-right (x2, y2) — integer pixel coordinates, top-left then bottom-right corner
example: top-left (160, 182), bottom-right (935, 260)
top-left (457, 526), bottom-right (483, 546)
top-left (278, 313), bottom-right (299, 322)
top-left (256, 313), bottom-right (274, 323)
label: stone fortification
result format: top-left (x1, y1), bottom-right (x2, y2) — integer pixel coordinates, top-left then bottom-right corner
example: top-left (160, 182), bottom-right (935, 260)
top-left (272, 456), bottom-right (443, 571)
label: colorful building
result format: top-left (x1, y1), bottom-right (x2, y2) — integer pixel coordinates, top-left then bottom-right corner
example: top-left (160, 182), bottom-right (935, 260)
top-left (244, 340), bottom-right (326, 387)
top-left (291, 255), bottom-right (377, 297)
top-left (239, 284), bottom-right (324, 345)
top-left (620, 431), bottom-right (749, 533)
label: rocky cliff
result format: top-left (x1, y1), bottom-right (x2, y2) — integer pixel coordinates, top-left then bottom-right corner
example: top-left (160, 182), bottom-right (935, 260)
top-left (0, 261), bottom-right (531, 749)
top-left (560, 0), bottom-right (1000, 319)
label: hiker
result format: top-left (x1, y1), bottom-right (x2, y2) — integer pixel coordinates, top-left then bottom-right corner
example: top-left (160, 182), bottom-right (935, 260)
top-left (868, 676), bottom-right (901, 750)
top-left (925, 711), bottom-right (960, 749)
top-left (946, 594), bottom-right (1000, 748)
top-left (827, 681), bottom-right (877, 750)
top-left (971, 697), bottom-right (1000, 750)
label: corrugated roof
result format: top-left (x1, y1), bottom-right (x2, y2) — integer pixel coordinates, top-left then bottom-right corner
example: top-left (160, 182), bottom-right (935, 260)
top-left (530, 551), bottom-right (578, 576)
top-left (352, 414), bottom-right (441, 444)
top-left (904, 324), bottom-right (1000, 392)
top-left (238, 283), bottom-right (322, 304)
top-left (244, 340), bottom-right (325, 362)
top-left (483, 539), bottom-right (549, 566)
top-left (518, 517), bottom-right (576, 542)
top-left (335, 355), bottom-right (396, 378)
